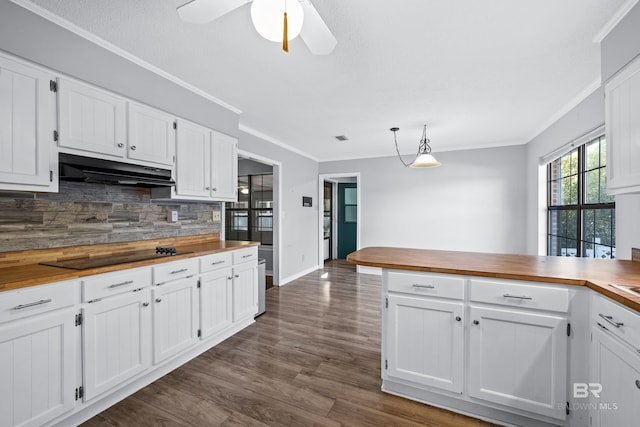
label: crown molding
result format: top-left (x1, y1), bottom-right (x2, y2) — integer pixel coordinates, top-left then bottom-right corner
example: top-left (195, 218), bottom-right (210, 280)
top-left (10, 0), bottom-right (242, 115)
top-left (238, 124), bottom-right (320, 162)
top-left (593, 0), bottom-right (640, 43)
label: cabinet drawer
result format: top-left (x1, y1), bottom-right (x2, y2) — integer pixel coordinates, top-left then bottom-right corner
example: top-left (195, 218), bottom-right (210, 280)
top-left (200, 252), bottom-right (233, 273)
top-left (233, 247), bottom-right (258, 265)
top-left (592, 293), bottom-right (640, 350)
top-left (83, 267), bottom-right (151, 302)
top-left (0, 280), bottom-right (76, 323)
top-left (469, 279), bottom-right (569, 313)
top-left (153, 258), bottom-right (199, 284)
top-left (386, 270), bottom-right (465, 300)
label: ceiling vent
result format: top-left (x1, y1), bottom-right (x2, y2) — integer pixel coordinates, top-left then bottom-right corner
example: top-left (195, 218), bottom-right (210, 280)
top-left (334, 135), bottom-right (349, 142)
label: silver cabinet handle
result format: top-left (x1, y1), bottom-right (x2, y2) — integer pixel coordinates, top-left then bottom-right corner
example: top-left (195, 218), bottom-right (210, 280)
top-left (130, 145), bottom-right (137, 150)
top-left (170, 268), bottom-right (188, 275)
top-left (142, 302), bottom-right (149, 307)
top-left (242, 254), bottom-right (253, 258)
top-left (117, 143), bottom-right (124, 148)
top-left (13, 299), bottom-right (52, 310)
top-left (473, 320), bottom-right (480, 325)
top-left (212, 188), bottom-right (217, 191)
top-left (235, 274), bottom-right (239, 278)
top-left (412, 284), bottom-right (435, 289)
top-left (211, 260), bottom-right (225, 265)
top-left (155, 298), bottom-right (162, 303)
top-left (599, 313), bottom-right (624, 328)
top-left (109, 280), bottom-right (134, 288)
top-left (455, 316), bottom-right (462, 322)
top-left (205, 186), bottom-right (211, 190)
top-left (227, 276), bottom-right (233, 280)
top-left (503, 294), bottom-right (533, 300)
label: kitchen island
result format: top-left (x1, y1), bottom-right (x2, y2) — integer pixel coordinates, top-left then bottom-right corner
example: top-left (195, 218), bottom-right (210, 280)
top-left (348, 247), bottom-right (640, 427)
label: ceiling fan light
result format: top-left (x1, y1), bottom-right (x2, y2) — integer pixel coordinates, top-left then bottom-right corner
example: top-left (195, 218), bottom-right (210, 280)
top-left (410, 153), bottom-right (442, 168)
top-left (251, 0), bottom-right (304, 42)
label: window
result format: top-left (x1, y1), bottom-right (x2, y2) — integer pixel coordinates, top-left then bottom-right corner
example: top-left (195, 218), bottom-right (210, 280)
top-left (225, 174), bottom-right (273, 245)
top-left (547, 135), bottom-right (615, 258)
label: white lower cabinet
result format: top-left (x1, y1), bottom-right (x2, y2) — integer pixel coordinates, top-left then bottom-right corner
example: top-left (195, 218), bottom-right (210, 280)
top-left (152, 277), bottom-right (199, 364)
top-left (232, 261), bottom-right (258, 322)
top-left (200, 267), bottom-right (233, 339)
top-left (81, 289), bottom-right (152, 402)
top-left (468, 306), bottom-right (567, 420)
top-left (386, 294), bottom-right (464, 393)
top-left (590, 325), bottom-right (640, 427)
top-left (0, 308), bottom-right (76, 427)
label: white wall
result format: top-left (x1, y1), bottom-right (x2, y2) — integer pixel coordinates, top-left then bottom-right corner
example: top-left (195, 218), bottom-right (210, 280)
top-left (239, 131), bottom-right (320, 283)
top-left (320, 145), bottom-right (527, 254)
top-left (525, 1), bottom-right (640, 259)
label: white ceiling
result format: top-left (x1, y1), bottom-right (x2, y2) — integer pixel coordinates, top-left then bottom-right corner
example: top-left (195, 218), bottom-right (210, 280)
top-left (26, 0), bottom-right (629, 161)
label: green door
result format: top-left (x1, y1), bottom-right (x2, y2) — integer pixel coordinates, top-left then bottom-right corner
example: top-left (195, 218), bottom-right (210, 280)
top-left (337, 183), bottom-right (357, 259)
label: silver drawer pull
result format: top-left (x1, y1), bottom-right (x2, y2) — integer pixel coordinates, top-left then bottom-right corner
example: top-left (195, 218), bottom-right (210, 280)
top-left (13, 299), bottom-right (52, 310)
top-left (211, 261), bottom-right (225, 265)
top-left (170, 268), bottom-right (188, 274)
top-left (503, 294), bottom-right (532, 300)
top-left (412, 284), bottom-right (435, 289)
top-left (599, 313), bottom-right (624, 328)
top-left (109, 280), bottom-right (134, 288)
top-left (242, 254), bottom-right (253, 258)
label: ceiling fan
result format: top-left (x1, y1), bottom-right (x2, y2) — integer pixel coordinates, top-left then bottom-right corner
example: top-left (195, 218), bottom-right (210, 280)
top-left (176, 0), bottom-right (337, 54)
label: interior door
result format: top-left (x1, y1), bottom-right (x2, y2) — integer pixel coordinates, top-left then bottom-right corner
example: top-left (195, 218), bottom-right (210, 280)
top-left (337, 183), bottom-right (357, 259)
top-left (323, 181), bottom-right (333, 260)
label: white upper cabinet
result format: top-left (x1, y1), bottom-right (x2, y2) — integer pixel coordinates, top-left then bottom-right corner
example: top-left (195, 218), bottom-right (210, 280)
top-left (127, 102), bottom-right (175, 166)
top-left (172, 119), bottom-right (238, 201)
top-left (605, 55), bottom-right (640, 195)
top-left (175, 119), bottom-right (211, 198)
top-left (0, 54), bottom-right (57, 191)
top-left (57, 77), bottom-right (127, 158)
top-left (210, 129), bottom-right (238, 201)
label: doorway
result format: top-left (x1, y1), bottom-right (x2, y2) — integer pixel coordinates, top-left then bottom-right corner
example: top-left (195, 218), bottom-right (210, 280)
top-left (227, 151), bottom-right (282, 286)
top-left (317, 173), bottom-right (361, 266)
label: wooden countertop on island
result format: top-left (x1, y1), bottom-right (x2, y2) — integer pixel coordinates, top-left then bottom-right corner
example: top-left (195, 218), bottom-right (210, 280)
top-left (347, 246), bottom-right (640, 313)
top-left (0, 234), bottom-right (258, 292)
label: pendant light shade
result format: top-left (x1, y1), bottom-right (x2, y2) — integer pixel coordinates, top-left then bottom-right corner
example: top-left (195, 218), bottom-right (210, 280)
top-left (251, 0), bottom-right (304, 43)
top-left (391, 125), bottom-right (442, 168)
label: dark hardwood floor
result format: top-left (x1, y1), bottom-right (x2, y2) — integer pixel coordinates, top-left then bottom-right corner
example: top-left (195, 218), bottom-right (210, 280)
top-left (82, 260), bottom-right (495, 427)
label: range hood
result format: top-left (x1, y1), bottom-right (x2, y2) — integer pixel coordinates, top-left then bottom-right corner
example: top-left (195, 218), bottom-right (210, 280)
top-left (59, 153), bottom-right (175, 187)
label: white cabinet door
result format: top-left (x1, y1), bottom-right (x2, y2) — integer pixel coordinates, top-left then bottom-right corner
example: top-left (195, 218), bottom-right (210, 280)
top-left (82, 289), bottom-right (151, 401)
top-left (468, 306), bottom-right (567, 420)
top-left (0, 308), bottom-right (75, 427)
top-left (210, 130), bottom-right (238, 201)
top-left (590, 325), bottom-right (640, 427)
top-left (152, 277), bottom-right (199, 364)
top-left (127, 102), bottom-right (175, 166)
top-left (175, 120), bottom-right (210, 198)
top-left (200, 268), bottom-right (233, 339)
top-left (0, 55), bottom-right (55, 190)
top-left (232, 262), bottom-right (258, 322)
top-left (605, 55), bottom-right (640, 194)
top-left (386, 294), bottom-right (464, 393)
top-left (58, 78), bottom-right (126, 157)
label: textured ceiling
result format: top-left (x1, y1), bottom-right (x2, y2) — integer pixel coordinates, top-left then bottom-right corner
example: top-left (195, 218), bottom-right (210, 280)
top-left (26, 0), bottom-right (627, 161)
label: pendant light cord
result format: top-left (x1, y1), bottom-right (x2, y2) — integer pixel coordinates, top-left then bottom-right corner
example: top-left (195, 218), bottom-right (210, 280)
top-left (392, 128), bottom-right (412, 168)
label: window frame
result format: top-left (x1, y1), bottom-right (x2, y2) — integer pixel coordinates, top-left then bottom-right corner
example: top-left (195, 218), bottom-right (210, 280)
top-left (546, 135), bottom-right (615, 258)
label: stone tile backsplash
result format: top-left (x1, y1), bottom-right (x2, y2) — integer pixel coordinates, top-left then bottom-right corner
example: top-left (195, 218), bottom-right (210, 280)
top-left (0, 181), bottom-right (222, 252)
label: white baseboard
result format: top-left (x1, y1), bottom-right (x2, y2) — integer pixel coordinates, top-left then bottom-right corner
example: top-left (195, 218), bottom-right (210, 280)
top-left (279, 265), bottom-right (319, 286)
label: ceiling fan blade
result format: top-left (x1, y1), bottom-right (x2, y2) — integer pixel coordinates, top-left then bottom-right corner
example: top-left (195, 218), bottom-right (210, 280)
top-left (299, 0), bottom-right (337, 55)
top-left (177, 0), bottom-right (250, 25)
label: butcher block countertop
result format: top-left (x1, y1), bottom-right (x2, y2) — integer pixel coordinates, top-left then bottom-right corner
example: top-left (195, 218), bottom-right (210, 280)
top-left (348, 246), bottom-right (640, 313)
top-left (0, 234), bottom-right (258, 292)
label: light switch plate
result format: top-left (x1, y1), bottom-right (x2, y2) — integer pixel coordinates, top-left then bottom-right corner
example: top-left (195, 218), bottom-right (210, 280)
top-left (212, 210), bottom-right (221, 222)
top-left (167, 210), bottom-right (178, 223)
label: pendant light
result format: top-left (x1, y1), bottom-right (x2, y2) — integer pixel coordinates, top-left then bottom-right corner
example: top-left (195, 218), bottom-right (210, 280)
top-left (391, 125), bottom-right (442, 168)
top-left (251, 0), bottom-right (304, 53)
